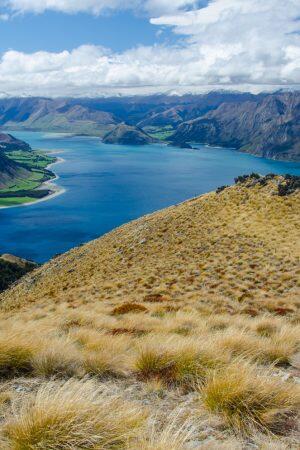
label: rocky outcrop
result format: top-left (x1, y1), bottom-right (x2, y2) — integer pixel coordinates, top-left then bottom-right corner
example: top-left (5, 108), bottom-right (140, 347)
top-left (102, 124), bottom-right (155, 145)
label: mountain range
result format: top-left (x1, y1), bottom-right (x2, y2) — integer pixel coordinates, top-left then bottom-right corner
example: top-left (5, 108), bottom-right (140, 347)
top-left (0, 91), bottom-right (299, 161)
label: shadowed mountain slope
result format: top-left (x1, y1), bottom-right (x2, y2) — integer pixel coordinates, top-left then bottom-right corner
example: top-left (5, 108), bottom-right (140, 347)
top-left (0, 133), bottom-right (31, 152)
top-left (171, 92), bottom-right (300, 161)
top-left (0, 254), bottom-right (37, 293)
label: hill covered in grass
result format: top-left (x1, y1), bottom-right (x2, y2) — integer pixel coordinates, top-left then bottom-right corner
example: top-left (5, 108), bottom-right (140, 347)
top-left (103, 123), bottom-right (155, 145)
top-left (0, 175), bottom-right (299, 449)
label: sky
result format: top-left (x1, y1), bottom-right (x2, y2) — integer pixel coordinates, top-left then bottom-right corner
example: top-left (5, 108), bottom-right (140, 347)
top-left (0, 0), bottom-right (299, 97)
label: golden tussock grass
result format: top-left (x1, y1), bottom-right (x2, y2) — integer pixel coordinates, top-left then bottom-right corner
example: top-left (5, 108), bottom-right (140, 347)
top-left (135, 336), bottom-right (229, 387)
top-left (3, 378), bottom-right (144, 450)
top-left (0, 331), bottom-right (36, 377)
top-left (0, 178), bottom-right (298, 447)
top-left (31, 338), bottom-right (82, 377)
top-left (201, 361), bottom-right (300, 434)
top-left (127, 411), bottom-right (196, 450)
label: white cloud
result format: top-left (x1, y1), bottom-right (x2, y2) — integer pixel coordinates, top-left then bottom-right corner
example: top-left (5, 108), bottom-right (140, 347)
top-left (2, 0), bottom-right (198, 15)
top-left (0, 0), bottom-right (299, 96)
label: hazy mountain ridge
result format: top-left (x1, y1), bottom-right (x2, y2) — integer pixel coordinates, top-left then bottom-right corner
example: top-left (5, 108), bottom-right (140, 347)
top-left (0, 91), bottom-right (299, 160)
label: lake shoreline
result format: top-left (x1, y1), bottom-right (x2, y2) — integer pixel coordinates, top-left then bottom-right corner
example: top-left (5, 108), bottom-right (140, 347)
top-left (0, 154), bottom-right (66, 210)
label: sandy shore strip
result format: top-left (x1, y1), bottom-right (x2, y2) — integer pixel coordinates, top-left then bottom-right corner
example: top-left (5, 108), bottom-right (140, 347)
top-left (0, 153), bottom-right (66, 210)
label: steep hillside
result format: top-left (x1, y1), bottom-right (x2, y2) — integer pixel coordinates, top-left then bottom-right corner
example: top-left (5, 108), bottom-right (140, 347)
top-left (0, 133), bottom-right (32, 188)
top-left (103, 123), bottom-right (155, 145)
top-left (0, 150), bottom-right (30, 188)
top-left (0, 175), bottom-right (299, 449)
top-left (0, 133), bottom-right (31, 152)
top-left (0, 254), bottom-right (37, 292)
top-left (172, 92), bottom-right (300, 161)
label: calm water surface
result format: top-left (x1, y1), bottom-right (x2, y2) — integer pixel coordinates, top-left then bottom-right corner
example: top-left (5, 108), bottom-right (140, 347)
top-left (1, 131), bottom-right (299, 262)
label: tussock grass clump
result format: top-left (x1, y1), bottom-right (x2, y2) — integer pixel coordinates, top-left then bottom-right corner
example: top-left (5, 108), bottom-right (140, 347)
top-left (213, 327), bottom-right (300, 365)
top-left (135, 337), bottom-right (226, 387)
top-left (71, 329), bottom-right (131, 377)
top-left (60, 314), bottom-right (95, 332)
top-left (254, 320), bottom-right (279, 337)
top-left (31, 339), bottom-right (82, 377)
top-left (128, 412), bottom-right (196, 450)
top-left (112, 303), bottom-right (148, 315)
top-left (260, 327), bottom-right (300, 364)
top-left (82, 350), bottom-right (127, 378)
top-left (201, 362), bottom-right (300, 434)
top-left (0, 332), bottom-right (35, 377)
top-left (3, 378), bottom-right (143, 450)
top-left (214, 330), bottom-right (263, 361)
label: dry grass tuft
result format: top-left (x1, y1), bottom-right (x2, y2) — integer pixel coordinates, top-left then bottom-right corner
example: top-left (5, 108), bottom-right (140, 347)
top-left (0, 332), bottom-right (35, 377)
top-left (128, 411), bottom-right (196, 450)
top-left (201, 361), bottom-right (300, 434)
top-left (143, 294), bottom-right (169, 303)
top-left (82, 350), bottom-right (127, 378)
top-left (3, 378), bottom-right (144, 450)
top-left (31, 339), bottom-right (82, 377)
top-left (135, 337), bottom-right (225, 387)
top-left (254, 320), bottom-right (279, 337)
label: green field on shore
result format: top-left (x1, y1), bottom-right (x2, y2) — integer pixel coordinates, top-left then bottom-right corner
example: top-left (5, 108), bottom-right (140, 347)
top-left (0, 150), bottom-right (56, 207)
top-left (143, 125), bottom-right (175, 141)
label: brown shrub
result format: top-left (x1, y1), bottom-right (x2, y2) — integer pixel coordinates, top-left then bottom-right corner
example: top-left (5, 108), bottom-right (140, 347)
top-left (112, 303), bottom-right (148, 315)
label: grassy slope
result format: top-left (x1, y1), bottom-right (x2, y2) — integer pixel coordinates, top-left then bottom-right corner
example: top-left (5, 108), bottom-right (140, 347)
top-left (0, 177), bottom-right (299, 449)
top-left (0, 150), bottom-right (56, 207)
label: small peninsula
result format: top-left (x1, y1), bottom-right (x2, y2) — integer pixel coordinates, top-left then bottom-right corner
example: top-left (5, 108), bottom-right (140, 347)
top-left (102, 123), bottom-right (155, 145)
top-left (0, 133), bottom-right (58, 207)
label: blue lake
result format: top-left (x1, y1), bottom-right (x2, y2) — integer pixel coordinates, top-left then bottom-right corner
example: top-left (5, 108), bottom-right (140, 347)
top-left (1, 131), bottom-right (299, 263)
